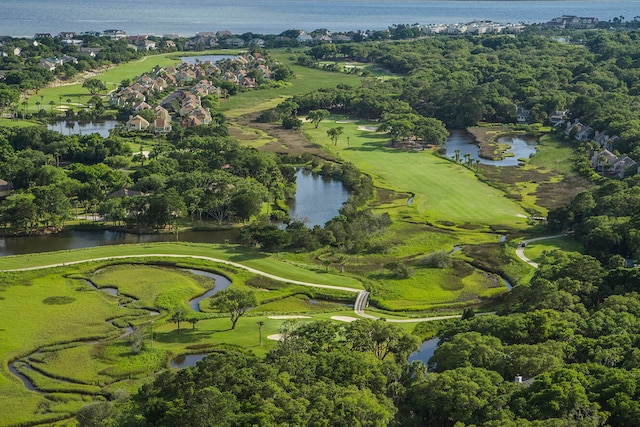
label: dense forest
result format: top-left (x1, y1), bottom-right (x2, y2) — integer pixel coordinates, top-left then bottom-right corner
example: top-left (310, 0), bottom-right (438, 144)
top-left (295, 32), bottom-right (640, 160)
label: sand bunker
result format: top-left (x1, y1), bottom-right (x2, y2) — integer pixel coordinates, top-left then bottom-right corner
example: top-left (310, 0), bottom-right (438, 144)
top-left (331, 315), bottom-right (359, 322)
top-left (267, 334), bottom-right (283, 341)
top-left (358, 126), bottom-right (379, 131)
top-left (336, 119), bottom-right (358, 123)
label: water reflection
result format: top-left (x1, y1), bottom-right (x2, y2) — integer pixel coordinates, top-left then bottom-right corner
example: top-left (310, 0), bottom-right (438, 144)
top-left (0, 169), bottom-right (348, 256)
top-left (408, 337), bottom-right (439, 365)
top-left (287, 169), bottom-right (349, 228)
top-left (171, 353), bottom-right (208, 368)
top-left (0, 229), bottom-right (239, 257)
top-left (445, 130), bottom-right (538, 167)
top-left (47, 120), bottom-right (121, 138)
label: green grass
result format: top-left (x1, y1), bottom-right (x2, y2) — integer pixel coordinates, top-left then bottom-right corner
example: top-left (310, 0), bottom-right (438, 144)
top-left (0, 118), bottom-right (39, 128)
top-left (522, 236), bottom-right (584, 263)
top-left (88, 264), bottom-right (210, 308)
top-left (526, 133), bottom-right (576, 174)
top-left (305, 118), bottom-right (529, 229)
top-left (371, 263), bottom-right (508, 311)
top-left (0, 242), bottom-right (363, 289)
top-left (0, 272), bottom-right (125, 426)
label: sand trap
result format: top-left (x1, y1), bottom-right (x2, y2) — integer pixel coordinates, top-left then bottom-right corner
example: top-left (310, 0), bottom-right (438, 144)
top-left (336, 119), bottom-right (357, 123)
top-left (331, 315), bottom-right (359, 322)
top-left (516, 214), bottom-right (528, 218)
top-left (358, 126), bottom-right (378, 131)
top-left (267, 333), bottom-right (283, 341)
top-left (268, 315), bottom-right (312, 319)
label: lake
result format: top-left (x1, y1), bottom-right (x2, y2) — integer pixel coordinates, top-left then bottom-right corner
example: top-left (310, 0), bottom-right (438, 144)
top-left (0, 1), bottom-right (635, 37)
top-left (445, 130), bottom-right (538, 167)
top-left (47, 119), bottom-right (121, 138)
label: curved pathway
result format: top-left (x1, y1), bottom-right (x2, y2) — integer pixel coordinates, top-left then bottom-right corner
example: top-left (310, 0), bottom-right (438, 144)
top-left (2, 253), bottom-right (480, 323)
top-left (515, 234), bottom-right (568, 268)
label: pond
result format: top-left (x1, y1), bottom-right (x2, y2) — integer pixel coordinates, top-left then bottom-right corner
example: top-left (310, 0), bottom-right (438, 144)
top-left (445, 130), bottom-right (538, 167)
top-left (287, 169), bottom-right (349, 228)
top-left (170, 353), bottom-right (208, 368)
top-left (180, 54), bottom-right (236, 64)
top-left (408, 337), bottom-right (439, 365)
top-left (47, 120), bottom-right (121, 138)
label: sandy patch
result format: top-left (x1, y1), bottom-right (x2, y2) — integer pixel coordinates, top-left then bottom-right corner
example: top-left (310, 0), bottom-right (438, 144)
top-left (358, 126), bottom-right (378, 131)
top-left (267, 333), bottom-right (283, 341)
top-left (516, 214), bottom-right (528, 218)
top-left (268, 315), bottom-right (312, 319)
top-left (331, 315), bottom-right (359, 322)
top-left (336, 119), bottom-right (357, 123)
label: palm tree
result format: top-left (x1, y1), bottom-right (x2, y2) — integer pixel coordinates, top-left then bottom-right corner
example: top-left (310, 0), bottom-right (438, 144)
top-left (475, 159), bottom-right (480, 172)
top-left (257, 321), bottom-right (265, 346)
top-left (455, 149), bottom-right (461, 163)
top-left (49, 100), bottom-right (55, 112)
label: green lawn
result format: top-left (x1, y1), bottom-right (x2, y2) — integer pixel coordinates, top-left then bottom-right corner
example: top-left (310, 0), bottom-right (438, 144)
top-left (305, 118), bottom-right (529, 229)
top-left (0, 242), bottom-right (362, 289)
top-left (523, 236), bottom-right (584, 263)
top-left (0, 253), bottom-right (366, 426)
top-left (0, 118), bottom-right (39, 128)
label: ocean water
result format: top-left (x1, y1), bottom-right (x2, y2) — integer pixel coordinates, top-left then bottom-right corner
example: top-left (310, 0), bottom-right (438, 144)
top-left (0, 0), bottom-right (638, 37)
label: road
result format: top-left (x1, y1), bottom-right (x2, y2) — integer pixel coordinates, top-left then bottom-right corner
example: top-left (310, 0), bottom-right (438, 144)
top-left (515, 234), bottom-right (568, 268)
top-left (2, 253), bottom-right (479, 323)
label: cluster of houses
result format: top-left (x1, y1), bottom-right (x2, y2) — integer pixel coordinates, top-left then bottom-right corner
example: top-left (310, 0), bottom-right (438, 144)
top-left (113, 53), bottom-right (274, 133)
top-left (563, 118), bottom-right (637, 178)
top-left (421, 20), bottom-right (525, 35)
top-left (544, 16), bottom-right (599, 30)
top-left (38, 55), bottom-right (78, 71)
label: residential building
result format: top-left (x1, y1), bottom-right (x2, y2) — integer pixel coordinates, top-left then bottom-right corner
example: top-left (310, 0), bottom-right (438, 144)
top-left (126, 115), bottom-right (150, 131)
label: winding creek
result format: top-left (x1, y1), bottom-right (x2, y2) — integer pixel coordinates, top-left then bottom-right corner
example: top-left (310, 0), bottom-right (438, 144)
top-left (9, 267), bottom-right (231, 392)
